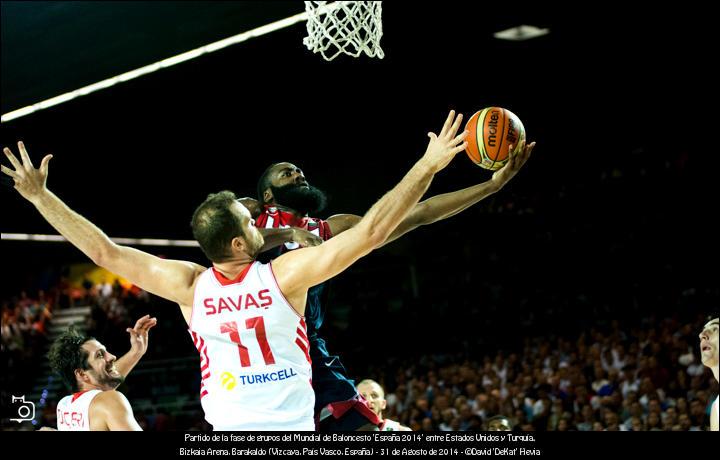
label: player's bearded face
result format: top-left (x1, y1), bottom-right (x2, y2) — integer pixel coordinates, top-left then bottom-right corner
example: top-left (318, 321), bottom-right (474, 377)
top-left (89, 360), bottom-right (124, 390)
top-left (270, 182), bottom-right (327, 215)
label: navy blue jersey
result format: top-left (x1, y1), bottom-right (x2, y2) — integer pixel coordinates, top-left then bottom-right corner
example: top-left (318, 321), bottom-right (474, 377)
top-left (255, 207), bottom-right (358, 412)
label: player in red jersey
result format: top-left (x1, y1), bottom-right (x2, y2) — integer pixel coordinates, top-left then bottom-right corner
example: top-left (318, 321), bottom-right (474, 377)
top-left (239, 137), bottom-right (535, 430)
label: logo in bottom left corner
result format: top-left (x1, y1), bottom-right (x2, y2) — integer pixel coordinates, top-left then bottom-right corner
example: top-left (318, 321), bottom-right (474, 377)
top-left (220, 372), bottom-right (237, 390)
top-left (10, 395), bottom-right (35, 423)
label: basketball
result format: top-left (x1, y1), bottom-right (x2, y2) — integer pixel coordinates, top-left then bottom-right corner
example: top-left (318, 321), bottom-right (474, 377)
top-left (465, 107), bottom-right (526, 171)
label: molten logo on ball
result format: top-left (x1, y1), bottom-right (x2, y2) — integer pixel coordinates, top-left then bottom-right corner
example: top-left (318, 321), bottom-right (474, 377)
top-left (220, 372), bottom-right (237, 390)
top-left (487, 111), bottom-right (500, 147)
top-left (465, 107), bottom-right (526, 171)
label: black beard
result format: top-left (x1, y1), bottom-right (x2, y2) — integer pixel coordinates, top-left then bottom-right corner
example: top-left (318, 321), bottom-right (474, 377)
top-left (92, 369), bottom-right (124, 389)
top-left (270, 183), bottom-right (327, 215)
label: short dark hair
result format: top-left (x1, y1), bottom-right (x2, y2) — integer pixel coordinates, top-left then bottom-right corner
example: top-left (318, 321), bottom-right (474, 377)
top-left (257, 163), bottom-right (279, 203)
top-left (191, 190), bottom-right (243, 262)
top-left (48, 326), bottom-right (94, 392)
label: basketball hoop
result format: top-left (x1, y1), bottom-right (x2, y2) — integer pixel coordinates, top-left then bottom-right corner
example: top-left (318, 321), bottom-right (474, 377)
top-left (303, 1), bottom-right (384, 61)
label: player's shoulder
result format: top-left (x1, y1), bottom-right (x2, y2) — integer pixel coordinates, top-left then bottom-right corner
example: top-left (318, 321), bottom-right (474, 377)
top-left (93, 390), bottom-right (131, 409)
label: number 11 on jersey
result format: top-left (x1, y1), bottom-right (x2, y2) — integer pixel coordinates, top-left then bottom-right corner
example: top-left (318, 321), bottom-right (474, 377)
top-left (220, 317), bottom-right (276, 367)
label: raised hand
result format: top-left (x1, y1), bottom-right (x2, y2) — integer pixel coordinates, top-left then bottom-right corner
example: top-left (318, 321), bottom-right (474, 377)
top-left (126, 315), bottom-right (158, 356)
top-left (421, 110), bottom-right (469, 173)
top-left (491, 139), bottom-right (536, 189)
top-left (2, 141), bottom-right (53, 204)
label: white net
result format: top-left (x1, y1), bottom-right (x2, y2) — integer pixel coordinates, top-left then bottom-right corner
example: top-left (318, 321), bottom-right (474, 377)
top-left (304, 1), bottom-right (384, 61)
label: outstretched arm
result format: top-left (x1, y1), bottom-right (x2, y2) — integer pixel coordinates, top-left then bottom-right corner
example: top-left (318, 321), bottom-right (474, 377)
top-left (114, 315), bottom-right (158, 380)
top-left (327, 139), bottom-right (536, 244)
top-left (2, 142), bottom-right (202, 307)
top-left (382, 139), bottom-right (535, 244)
top-left (273, 111), bottom-right (468, 310)
top-left (258, 227), bottom-right (323, 251)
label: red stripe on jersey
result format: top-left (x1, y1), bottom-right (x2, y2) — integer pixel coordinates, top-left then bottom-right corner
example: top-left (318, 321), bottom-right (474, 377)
top-left (200, 337), bottom-right (211, 368)
top-left (255, 206), bottom-right (333, 242)
top-left (295, 337), bottom-right (311, 364)
top-left (300, 318), bottom-right (307, 331)
top-left (71, 390), bottom-right (90, 403)
top-left (191, 332), bottom-right (212, 383)
top-left (200, 390), bottom-right (208, 399)
top-left (296, 326), bottom-right (309, 344)
top-left (320, 220), bottom-right (333, 240)
top-left (255, 212), bottom-right (267, 228)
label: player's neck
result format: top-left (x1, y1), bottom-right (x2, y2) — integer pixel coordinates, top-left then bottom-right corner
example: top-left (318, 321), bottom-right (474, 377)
top-left (269, 202), bottom-right (307, 218)
top-left (712, 364), bottom-right (719, 382)
top-left (78, 383), bottom-right (103, 393)
top-left (213, 259), bottom-right (253, 280)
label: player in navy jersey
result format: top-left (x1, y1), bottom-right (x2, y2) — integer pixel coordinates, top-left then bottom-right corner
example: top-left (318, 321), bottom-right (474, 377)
top-left (239, 140), bottom-right (536, 430)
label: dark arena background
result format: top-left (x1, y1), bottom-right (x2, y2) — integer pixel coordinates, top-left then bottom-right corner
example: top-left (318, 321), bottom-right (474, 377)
top-left (1, 0), bottom-right (718, 445)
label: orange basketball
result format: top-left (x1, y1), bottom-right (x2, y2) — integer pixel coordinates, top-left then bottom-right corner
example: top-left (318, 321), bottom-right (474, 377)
top-left (465, 107), bottom-right (526, 171)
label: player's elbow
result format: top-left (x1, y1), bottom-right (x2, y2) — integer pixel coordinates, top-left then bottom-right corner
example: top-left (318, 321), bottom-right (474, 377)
top-left (408, 201), bottom-right (432, 226)
top-left (347, 220), bottom-right (387, 253)
top-left (358, 223), bottom-right (387, 249)
top-left (92, 240), bottom-right (120, 267)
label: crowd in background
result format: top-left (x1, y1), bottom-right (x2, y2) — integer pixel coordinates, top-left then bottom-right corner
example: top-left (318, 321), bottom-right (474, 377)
top-left (366, 314), bottom-right (716, 431)
top-left (1, 143), bottom-right (717, 431)
top-left (3, 277), bottom-right (715, 431)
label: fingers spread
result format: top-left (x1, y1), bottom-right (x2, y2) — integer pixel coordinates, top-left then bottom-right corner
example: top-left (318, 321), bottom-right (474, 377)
top-left (448, 113), bottom-right (464, 138)
top-left (18, 141), bottom-right (34, 170)
top-left (3, 147), bottom-right (22, 171)
top-left (1, 164), bottom-right (19, 179)
top-left (441, 110), bottom-right (456, 136)
top-left (40, 154), bottom-right (53, 174)
top-left (451, 142), bottom-right (469, 155)
top-left (452, 130), bottom-right (469, 145)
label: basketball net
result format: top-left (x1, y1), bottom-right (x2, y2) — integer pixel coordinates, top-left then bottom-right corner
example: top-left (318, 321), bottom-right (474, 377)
top-left (304, 1), bottom-right (384, 61)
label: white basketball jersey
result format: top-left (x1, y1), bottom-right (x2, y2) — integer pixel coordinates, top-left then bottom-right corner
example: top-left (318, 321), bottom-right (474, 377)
top-left (56, 390), bottom-right (102, 431)
top-left (189, 262), bottom-right (314, 430)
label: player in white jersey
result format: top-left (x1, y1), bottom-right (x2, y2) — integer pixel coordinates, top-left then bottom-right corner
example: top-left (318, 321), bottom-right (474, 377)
top-left (357, 379), bottom-right (411, 431)
top-left (699, 316), bottom-right (719, 431)
top-left (3, 111), bottom-right (525, 430)
top-left (48, 315), bottom-right (156, 430)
